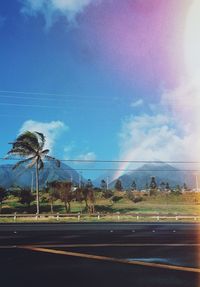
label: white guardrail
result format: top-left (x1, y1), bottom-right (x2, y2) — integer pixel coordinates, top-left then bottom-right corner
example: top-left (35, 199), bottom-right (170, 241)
top-left (0, 212), bottom-right (200, 221)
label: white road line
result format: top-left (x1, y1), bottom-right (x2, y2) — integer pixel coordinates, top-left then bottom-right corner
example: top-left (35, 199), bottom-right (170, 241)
top-left (0, 243), bottom-right (200, 248)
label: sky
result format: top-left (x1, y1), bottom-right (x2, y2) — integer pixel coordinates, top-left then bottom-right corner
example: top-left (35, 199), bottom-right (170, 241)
top-left (0, 0), bottom-right (200, 181)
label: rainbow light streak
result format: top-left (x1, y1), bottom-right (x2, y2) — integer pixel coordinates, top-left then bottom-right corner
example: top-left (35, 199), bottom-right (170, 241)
top-left (112, 0), bottom-right (200, 180)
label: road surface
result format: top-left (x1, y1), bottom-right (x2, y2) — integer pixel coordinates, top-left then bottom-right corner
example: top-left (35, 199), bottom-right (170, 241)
top-left (0, 223), bottom-right (199, 287)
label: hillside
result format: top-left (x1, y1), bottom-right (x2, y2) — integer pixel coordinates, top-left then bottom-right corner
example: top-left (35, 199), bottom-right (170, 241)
top-left (110, 163), bottom-right (195, 189)
top-left (0, 161), bottom-right (81, 189)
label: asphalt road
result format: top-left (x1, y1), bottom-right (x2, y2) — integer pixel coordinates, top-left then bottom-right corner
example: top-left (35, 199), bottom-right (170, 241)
top-left (0, 223), bottom-right (200, 287)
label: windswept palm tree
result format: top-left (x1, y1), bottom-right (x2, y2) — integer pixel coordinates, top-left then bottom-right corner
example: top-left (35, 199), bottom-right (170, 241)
top-left (7, 131), bottom-right (60, 214)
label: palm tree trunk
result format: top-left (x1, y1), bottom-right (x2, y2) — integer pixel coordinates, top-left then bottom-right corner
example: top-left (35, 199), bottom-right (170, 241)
top-left (35, 159), bottom-right (40, 214)
top-left (50, 199), bottom-right (53, 214)
top-left (64, 201), bottom-right (67, 212)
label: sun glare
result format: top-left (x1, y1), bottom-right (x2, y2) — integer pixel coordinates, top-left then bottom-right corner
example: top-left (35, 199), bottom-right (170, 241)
top-left (185, 0), bottom-right (200, 78)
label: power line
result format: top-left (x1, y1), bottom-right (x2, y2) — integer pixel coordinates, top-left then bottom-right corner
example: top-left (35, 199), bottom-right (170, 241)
top-left (0, 102), bottom-right (62, 109)
top-left (0, 166), bottom-right (199, 172)
top-left (59, 159), bottom-right (200, 164)
top-left (0, 90), bottom-right (116, 101)
top-left (2, 158), bottom-right (200, 164)
top-left (0, 90), bottom-right (73, 97)
top-left (0, 95), bottom-right (74, 102)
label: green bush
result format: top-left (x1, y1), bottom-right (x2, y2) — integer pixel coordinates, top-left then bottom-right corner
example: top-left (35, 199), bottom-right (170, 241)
top-left (111, 195), bottom-right (123, 202)
top-left (103, 190), bottom-right (114, 199)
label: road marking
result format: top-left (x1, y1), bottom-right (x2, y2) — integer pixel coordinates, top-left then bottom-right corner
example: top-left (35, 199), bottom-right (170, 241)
top-left (20, 246), bottom-right (200, 273)
top-left (34, 243), bottom-right (200, 248)
top-left (1, 243), bottom-right (200, 248)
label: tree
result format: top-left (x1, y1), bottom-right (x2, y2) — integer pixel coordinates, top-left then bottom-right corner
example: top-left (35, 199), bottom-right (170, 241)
top-left (183, 182), bottom-right (188, 191)
top-left (47, 181), bottom-right (75, 213)
top-left (0, 186), bottom-right (6, 213)
top-left (18, 188), bottom-right (34, 207)
top-left (84, 179), bottom-right (95, 213)
top-left (85, 179), bottom-right (93, 188)
top-left (149, 176), bottom-right (157, 196)
top-left (58, 182), bottom-right (74, 213)
top-left (174, 185), bottom-right (181, 195)
top-left (115, 179), bottom-right (123, 191)
top-left (131, 180), bottom-right (137, 191)
top-left (160, 181), bottom-right (165, 192)
top-left (7, 131), bottom-right (60, 214)
top-left (144, 183), bottom-right (149, 191)
top-left (46, 181), bottom-right (60, 213)
top-left (100, 179), bottom-right (107, 192)
top-left (165, 182), bottom-right (170, 192)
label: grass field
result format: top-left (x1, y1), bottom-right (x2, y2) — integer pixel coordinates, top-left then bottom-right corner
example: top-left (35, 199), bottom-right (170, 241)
top-left (0, 191), bottom-right (200, 222)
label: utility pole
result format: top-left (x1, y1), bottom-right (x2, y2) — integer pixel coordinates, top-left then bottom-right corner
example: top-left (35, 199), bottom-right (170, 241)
top-left (106, 176), bottom-right (109, 190)
top-left (79, 172), bottom-right (82, 188)
top-left (195, 174), bottom-right (199, 192)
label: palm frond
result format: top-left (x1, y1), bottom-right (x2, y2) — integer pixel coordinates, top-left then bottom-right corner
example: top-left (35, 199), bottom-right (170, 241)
top-left (12, 158), bottom-right (32, 170)
top-left (45, 155), bottom-right (60, 167)
top-left (16, 131), bottom-right (40, 150)
top-left (27, 157), bottom-right (37, 169)
top-left (38, 158), bottom-right (44, 170)
top-left (41, 149), bottom-right (49, 155)
top-left (8, 142), bottom-right (36, 156)
top-left (35, 132), bottom-right (45, 149)
top-left (7, 148), bottom-right (28, 157)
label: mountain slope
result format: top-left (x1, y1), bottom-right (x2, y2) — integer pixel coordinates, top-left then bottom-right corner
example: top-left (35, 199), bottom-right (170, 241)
top-left (110, 163), bottom-right (195, 189)
top-left (0, 161), bottom-right (81, 189)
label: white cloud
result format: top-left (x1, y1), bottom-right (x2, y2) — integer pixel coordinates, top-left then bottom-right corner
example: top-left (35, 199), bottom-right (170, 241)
top-left (21, 0), bottom-right (99, 28)
top-left (77, 151), bottom-right (96, 161)
top-left (118, 114), bottom-right (187, 162)
top-left (161, 77), bottom-right (200, 130)
top-left (130, 99), bottom-right (143, 108)
top-left (19, 120), bottom-right (68, 152)
top-left (63, 143), bottom-right (74, 159)
top-left (117, 74), bottom-right (200, 178)
top-left (115, 111), bottom-right (199, 179)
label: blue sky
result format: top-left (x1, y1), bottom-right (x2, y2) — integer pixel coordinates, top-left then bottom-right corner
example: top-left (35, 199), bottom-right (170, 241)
top-left (0, 0), bottom-right (198, 180)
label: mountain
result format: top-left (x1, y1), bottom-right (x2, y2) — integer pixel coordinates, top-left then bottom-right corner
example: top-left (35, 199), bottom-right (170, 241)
top-left (0, 161), bottom-right (196, 190)
top-left (0, 161), bottom-right (81, 189)
top-left (93, 170), bottom-right (114, 187)
top-left (110, 163), bottom-right (195, 189)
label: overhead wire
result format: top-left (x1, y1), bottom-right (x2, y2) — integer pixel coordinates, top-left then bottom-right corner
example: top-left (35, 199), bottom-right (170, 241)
top-left (2, 158), bottom-right (200, 164)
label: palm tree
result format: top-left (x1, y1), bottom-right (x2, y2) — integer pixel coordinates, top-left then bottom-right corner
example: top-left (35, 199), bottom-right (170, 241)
top-left (7, 131), bottom-right (60, 214)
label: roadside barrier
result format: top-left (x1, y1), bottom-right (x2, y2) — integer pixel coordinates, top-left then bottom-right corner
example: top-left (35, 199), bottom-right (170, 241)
top-left (0, 212), bottom-right (200, 222)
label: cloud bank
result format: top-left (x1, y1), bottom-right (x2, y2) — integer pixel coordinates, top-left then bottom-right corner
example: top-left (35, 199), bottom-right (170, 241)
top-left (119, 114), bottom-right (188, 161)
top-left (77, 151), bottom-right (96, 161)
top-left (116, 75), bottom-right (200, 180)
top-left (130, 99), bottom-right (143, 108)
top-left (19, 120), bottom-right (67, 153)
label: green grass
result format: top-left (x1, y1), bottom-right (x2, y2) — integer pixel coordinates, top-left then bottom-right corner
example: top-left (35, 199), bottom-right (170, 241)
top-left (1, 192), bottom-right (200, 223)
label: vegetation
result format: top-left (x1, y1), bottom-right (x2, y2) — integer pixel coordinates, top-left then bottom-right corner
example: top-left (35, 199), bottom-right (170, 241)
top-left (1, 190), bottom-right (200, 217)
top-left (17, 188), bottom-right (34, 207)
top-left (100, 179), bottom-right (107, 192)
top-left (7, 131), bottom-right (60, 214)
top-left (0, 130), bottom-right (199, 223)
top-left (114, 179), bottom-right (123, 191)
top-left (149, 176), bottom-right (157, 196)
top-left (0, 186), bottom-right (6, 213)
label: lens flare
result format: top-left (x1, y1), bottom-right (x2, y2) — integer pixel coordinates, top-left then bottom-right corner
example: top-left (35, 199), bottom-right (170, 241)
top-left (185, 0), bottom-right (200, 78)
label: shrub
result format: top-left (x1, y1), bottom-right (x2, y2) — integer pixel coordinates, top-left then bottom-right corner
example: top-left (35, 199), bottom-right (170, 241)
top-left (103, 190), bottom-right (114, 199)
top-left (111, 195), bottom-right (123, 202)
top-left (133, 196), bottom-right (143, 203)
